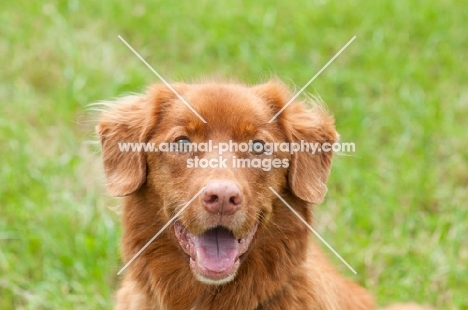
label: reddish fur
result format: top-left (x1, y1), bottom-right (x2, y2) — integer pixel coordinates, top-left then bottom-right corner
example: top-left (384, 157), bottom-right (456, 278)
top-left (97, 80), bottom-right (376, 309)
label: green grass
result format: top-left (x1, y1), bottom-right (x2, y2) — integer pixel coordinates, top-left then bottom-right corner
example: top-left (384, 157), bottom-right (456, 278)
top-left (1, 0), bottom-right (466, 309)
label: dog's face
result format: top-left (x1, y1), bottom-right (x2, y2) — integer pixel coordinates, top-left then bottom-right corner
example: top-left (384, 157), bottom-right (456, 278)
top-left (97, 81), bottom-right (337, 285)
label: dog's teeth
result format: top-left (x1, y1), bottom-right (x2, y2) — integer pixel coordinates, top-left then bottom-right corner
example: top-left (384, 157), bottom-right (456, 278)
top-left (196, 249), bottom-right (202, 261)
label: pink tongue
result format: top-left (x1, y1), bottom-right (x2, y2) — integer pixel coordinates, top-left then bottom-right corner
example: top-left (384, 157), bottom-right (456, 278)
top-left (192, 227), bottom-right (239, 272)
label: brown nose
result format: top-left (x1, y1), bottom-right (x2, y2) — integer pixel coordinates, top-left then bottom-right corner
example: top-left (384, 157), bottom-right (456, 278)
top-left (202, 181), bottom-right (243, 215)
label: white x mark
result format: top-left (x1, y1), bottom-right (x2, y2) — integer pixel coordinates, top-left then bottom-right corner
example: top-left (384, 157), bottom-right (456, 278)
top-left (117, 187), bottom-right (206, 275)
top-left (118, 35), bottom-right (207, 123)
top-left (269, 187), bottom-right (357, 274)
top-left (268, 36), bottom-right (356, 123)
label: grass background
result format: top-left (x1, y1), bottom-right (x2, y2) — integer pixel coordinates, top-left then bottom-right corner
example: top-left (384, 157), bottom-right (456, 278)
top-left (1, 0), bottom-right (466, 309)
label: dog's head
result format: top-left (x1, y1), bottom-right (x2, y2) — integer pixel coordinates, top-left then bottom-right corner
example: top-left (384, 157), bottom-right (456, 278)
top-left (97, 80), bottom-right (337, 284)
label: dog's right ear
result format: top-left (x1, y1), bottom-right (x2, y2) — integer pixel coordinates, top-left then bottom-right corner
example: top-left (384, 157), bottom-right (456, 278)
top-left (96, 95), bottom-right (149, 196)
top-left (95, 84), bottom-right (188, 196)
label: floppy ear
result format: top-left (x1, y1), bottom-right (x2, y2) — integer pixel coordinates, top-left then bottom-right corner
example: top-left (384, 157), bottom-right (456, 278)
top-left (251, 80), bottom-right (290, 115)
top-left (96, 95), bottom-right (149, 196)
top-left (95, 84), bottom-right (188, 197)
top-left (286, 107), bottom-right (337, 204)
top-left (253, 81), bottom-right (338, 204)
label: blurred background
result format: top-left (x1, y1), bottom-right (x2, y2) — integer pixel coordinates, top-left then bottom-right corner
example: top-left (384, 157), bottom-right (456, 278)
top-left (1, 0), bottom-right (466, 309)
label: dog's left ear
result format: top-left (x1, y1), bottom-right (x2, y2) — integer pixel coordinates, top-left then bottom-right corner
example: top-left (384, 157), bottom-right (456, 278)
top-left (253, 81), bottom-right (338, 204)
top-left (286, 106), bottom-right (338, 204)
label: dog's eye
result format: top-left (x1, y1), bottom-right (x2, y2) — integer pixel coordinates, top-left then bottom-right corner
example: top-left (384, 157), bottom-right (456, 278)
top-left (174, 136), bottom-right (191, 153)
top-left (251, 140), bottom-right (265, 155)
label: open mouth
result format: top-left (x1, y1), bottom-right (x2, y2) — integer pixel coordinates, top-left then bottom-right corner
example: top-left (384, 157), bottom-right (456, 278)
top-left (174, 221), bottom-right (257, 284)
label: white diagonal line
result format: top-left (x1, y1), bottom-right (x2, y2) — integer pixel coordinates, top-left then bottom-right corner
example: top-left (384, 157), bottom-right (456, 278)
top-left (268, 187), bottom-right (357, 274)
top-left (118, 35), bottom-right (207, 124)
top-left (268, 36), bottom-right (356, 123)
top-left (117, 187), bottom-right (206, 275)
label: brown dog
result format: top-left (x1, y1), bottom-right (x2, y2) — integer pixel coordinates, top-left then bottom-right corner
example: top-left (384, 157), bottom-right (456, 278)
top-left (96, 80), bottom-right (376, 309)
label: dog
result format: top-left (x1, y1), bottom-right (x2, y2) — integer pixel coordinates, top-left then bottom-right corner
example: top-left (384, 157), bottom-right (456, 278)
top-left (96, 80), bottom-right (427, 309)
